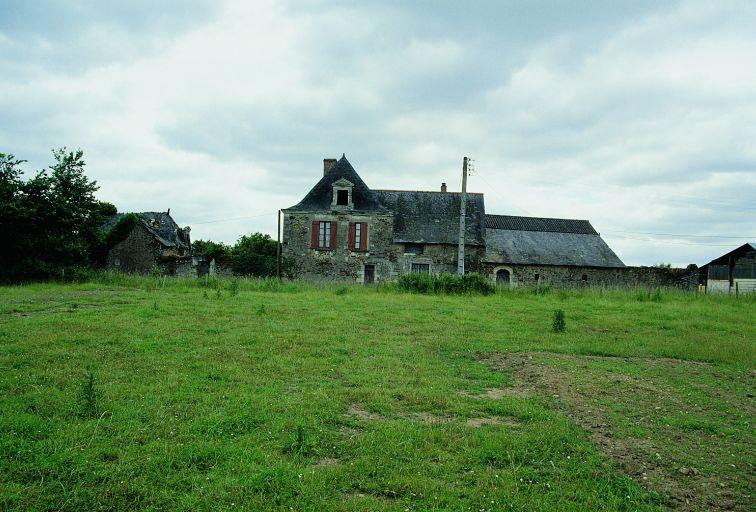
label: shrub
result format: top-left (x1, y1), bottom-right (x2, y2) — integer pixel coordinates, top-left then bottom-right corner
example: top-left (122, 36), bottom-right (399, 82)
top-left (396, 272), bottom-right (494, 295)
top-left (552, 309), bottom-right (566, 333)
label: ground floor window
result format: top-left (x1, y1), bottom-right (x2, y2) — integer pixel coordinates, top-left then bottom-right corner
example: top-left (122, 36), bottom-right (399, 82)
top-left (411, 263), bottom-right (430, 274)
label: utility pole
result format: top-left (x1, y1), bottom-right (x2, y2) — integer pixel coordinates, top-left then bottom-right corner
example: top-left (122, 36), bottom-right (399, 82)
top-left (276, 210), bottom-right (282, 281)
top-left (457, 156), bottom-right (468, 275)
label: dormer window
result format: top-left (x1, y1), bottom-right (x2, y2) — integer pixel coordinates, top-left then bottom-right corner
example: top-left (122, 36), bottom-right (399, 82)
top-left (331, 178), bottom-right (354, 210)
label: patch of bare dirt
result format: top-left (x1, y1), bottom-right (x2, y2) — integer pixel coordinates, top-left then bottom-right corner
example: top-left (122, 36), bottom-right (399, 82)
top-left (412, 412), bottom-right (454, 424)
top-left (345, 404), bottom-right (383, 421)
top-left (465, 416), bottom-right (520, 428)
top-left (459, 386), bottom-right (535, 399)
top-left (312, 457), bottom-right (339, 468)
top-left (477, 351), bottom-right (752, 512)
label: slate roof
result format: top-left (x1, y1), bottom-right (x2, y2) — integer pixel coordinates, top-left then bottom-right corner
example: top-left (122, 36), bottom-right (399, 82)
top-left (103, 211), bottom-right (190, 249)
top-left (485, 214), bottom-right (624, 267)
top-left (285, 155), bottom-right (385, 212)
top-left (702, 242), bottom-right (756, 267)
top-left (486, 214), bottom-right (597, 235)
top-left (374, 190), bottom-right (486, 245)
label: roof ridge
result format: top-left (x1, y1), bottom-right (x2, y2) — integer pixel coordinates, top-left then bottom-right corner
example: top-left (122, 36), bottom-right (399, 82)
top-left (486, 213), bottom-right (591, 223)
top-left (375, 189), bottom-right (484, 195)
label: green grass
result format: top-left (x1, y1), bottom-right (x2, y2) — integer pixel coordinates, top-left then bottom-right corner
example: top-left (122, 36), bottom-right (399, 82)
top-left (0, 278), bottom-right (754, 511)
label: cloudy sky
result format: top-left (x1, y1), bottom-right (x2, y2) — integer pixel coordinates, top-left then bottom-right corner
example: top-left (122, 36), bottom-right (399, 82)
top-left (2, 0), bottom-right (755, 266)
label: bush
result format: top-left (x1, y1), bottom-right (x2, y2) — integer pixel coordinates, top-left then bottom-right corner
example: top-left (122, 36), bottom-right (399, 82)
top-left (396, 272), bottom-right (494, 295)
top-left (552, 309), bottom-right (566, 333)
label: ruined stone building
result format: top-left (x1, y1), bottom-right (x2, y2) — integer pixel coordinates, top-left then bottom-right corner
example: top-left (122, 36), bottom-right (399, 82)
top-left (102, 211), bottom-right (196, 276)
top-left (281, 155), bottom-right (696, 287)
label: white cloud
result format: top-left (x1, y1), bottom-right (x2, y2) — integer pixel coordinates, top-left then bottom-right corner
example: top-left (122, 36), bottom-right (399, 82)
top-left (0, 0), bottom-right (754, 265)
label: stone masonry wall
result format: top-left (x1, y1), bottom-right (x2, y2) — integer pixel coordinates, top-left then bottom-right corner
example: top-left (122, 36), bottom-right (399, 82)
top-left (482, 263), bottom-right (698, 289)
top-left (106, 224), bottom-right (162, 274)
top-left (283, 211), bottom-right (486, 282)
top-left (283, 211), bottom-right (397, 282)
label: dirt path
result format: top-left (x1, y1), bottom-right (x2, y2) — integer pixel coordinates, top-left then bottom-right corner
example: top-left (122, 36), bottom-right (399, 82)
top-left (478, 352), bottom-right (754, 512)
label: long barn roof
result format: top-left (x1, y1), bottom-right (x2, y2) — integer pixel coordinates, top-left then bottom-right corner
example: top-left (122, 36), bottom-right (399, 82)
top-left (484, 214), bottom-right (624, 267)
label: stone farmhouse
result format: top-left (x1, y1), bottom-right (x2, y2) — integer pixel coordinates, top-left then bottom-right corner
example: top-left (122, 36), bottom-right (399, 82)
top-left (282, 155), bottom-right (690, 287)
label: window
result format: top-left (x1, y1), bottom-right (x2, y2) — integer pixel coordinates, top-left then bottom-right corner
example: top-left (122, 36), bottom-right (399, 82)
top-left (581, 274), bottom-right (588, 281)
top-left (337, 189), bottom-right (349, 206)
top-left (404, 243), bottom-right (423, 255)
top-left (319, 221), bottom-right (331, 248)
top-left (311, 220), bottom-right (336, 250)
top-left (348, 222), bottom-right (368, 251)
top-left (534, 273), bottom-right (540, 283)
top-left (411, 263), bottom-right (430, 274)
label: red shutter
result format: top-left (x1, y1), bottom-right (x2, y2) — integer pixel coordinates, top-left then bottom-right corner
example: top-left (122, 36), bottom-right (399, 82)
top-left (348, 222), bottom-right (356, 251)
top-left (361, 222), bottom-right (368, 251)
top-left (311, 221), bottom-right (319, 249)
top-left (330, 221), bottom-right (337, 249)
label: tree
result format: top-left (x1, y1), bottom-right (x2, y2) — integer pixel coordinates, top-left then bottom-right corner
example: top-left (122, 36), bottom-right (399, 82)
top-left (230, 233), bottom-right (278, 277)
top-left (0, 148), bottom-right (116, 281)
top-left (192, 239), bottom-right (231, 265)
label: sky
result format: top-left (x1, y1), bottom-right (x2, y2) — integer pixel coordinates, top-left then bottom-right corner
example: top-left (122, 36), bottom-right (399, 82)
top-left (1, 0), bottom-right (755, 266)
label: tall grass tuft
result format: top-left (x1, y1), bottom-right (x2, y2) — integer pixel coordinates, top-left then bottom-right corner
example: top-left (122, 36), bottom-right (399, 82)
top-left (396, 272), bottom-right (494, 295)
top-left (552, 309), bottom-right (566, 333)
top-left (79, 371), bottom-right (99, 418)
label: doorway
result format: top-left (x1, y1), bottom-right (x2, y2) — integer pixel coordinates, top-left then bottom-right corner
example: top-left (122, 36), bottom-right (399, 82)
top-left (364, 264), bottom-right (375, 284)
top-left (496, 268), bottom-right (511, 285)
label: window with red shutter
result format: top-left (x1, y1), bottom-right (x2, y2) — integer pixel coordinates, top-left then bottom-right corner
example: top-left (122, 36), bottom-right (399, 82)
top-left (360, 222), bottom-right (368, 251)
top-left (313, 220), bottom-right (336, 250)
top-left (348, 222), bottom-right (356, 250)
top-left (310, 221), bottom-right (318, 249)
top-left (329, 221), bottom-right (337, 249)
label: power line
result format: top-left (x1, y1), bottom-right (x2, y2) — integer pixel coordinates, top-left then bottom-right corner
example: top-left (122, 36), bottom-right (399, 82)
top-left (604, 233), bottom-right (737, 247)
top-left (187, 212), bottom-right (277, 225)
top-left (603, 229), bottom-right (755, 240)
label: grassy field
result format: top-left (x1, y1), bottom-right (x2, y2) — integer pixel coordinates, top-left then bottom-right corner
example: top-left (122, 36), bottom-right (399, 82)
top-left (0, 278), bottom-right (754, 511)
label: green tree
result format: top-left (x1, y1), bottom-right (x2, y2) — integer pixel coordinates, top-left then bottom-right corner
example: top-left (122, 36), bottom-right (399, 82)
top-left (0, 148), bottom-right (116, 281)
top-left (192, 239), bottom-right (231, 265)
top-left (230, 233), bottom-right (278, 277)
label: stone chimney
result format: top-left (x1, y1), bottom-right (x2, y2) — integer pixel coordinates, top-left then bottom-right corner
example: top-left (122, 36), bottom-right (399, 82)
top-left (323, 158), bottom-right (337, 176)
top-left (441, 182), bottom-right (447, 192)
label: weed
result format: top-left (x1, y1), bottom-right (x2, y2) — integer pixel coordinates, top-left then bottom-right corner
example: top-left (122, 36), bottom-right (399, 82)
top-left (216, 288), bottom-right (222, 299)
top-left (532, 284), bottom-right (550, 296)
top-left (229, 279), bottom-right (239, 297)
top-left (79, 371), bottom-right (99, 418)
top-left (283, 425), bottom-right (309, 455)
top-left (202, 290), bottom-right (209, 299)
top-left (256, 304), bottom-right (266, 315)
top-left (552, 309), bottom-right (566, 333)
top-left (334, 286), bottom-right (348, 296)
top-left (152, 300), bottom-right (158, 311)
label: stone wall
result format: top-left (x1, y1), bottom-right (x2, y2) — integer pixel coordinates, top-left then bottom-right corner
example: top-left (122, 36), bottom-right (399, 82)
top-left (283, 211), bottom-right (485, 282)
top-left (283, 211), bottom-right (397, 282)
top-left (106, 223), bottom-right (162, 274)
top-left (482, 263), bottom-right (698, 289)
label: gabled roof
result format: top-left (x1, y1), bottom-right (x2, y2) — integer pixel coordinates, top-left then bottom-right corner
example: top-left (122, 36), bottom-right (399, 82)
top-left (104, 211), bottom-right (190, 249)
top-left (484, 214), bottom-right (624, 267)
top-left (285, 155), bottom-right (385, 212)
top-left (702, 242), bottom-right (756, 267)
top-left (486, 214), bottom-right (597, 234)
top-left (374, 190), bottom-right (486, 245)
